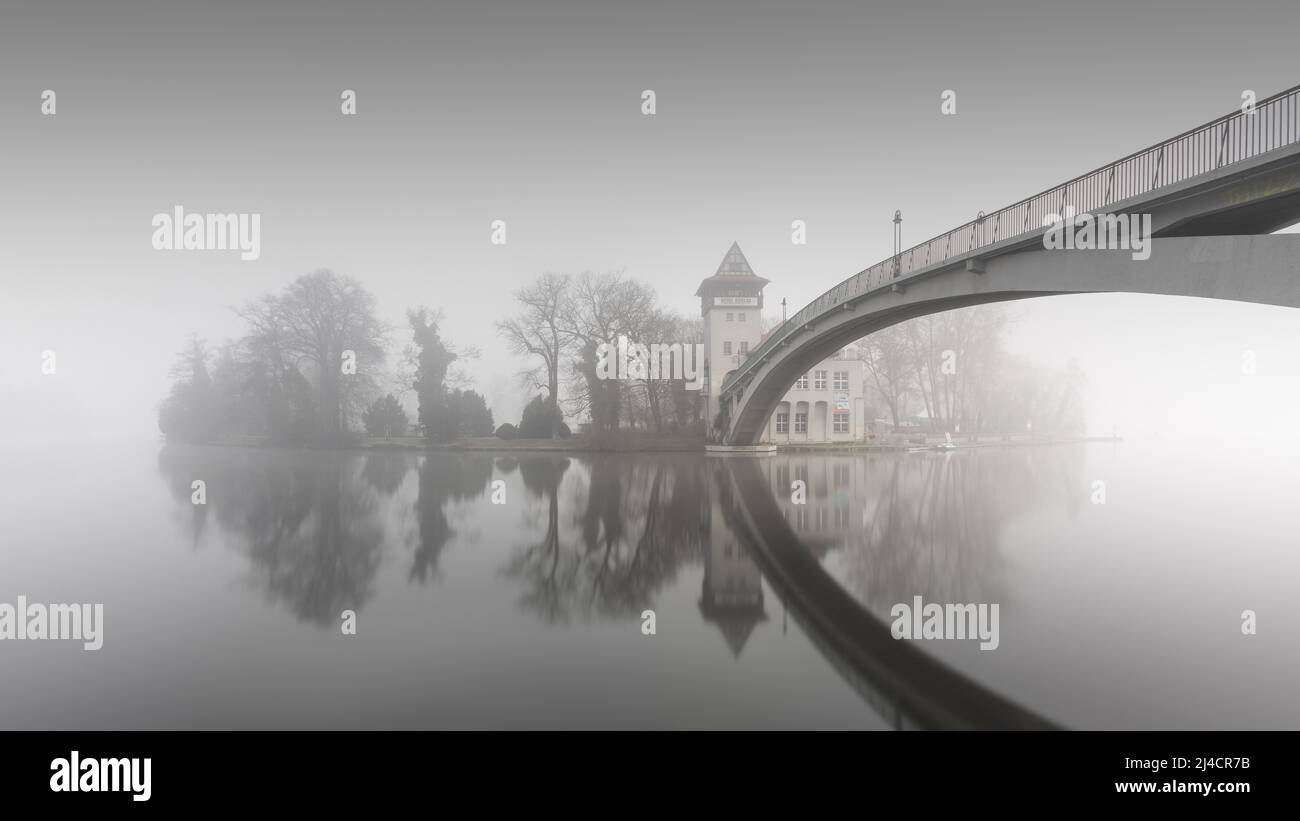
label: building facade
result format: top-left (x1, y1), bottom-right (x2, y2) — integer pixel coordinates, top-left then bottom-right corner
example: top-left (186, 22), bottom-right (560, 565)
top-left (699, 242), bottom-right (869, 444)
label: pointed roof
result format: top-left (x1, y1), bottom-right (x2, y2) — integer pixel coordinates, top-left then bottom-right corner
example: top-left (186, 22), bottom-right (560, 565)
top-left (699, 587), bottom-right (767, 658)
top-left (695, 242), bottom-right (770, 296)
top-left (715, 241), bottom-right (755, 276)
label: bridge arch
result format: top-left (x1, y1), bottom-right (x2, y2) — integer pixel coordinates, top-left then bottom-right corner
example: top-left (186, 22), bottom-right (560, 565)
top-left (719, 234), bottom-right (1300, 445)
top-left (717, 85), bottom-right (1300, 446)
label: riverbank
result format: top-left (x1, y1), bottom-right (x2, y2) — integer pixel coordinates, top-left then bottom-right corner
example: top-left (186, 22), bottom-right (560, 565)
top-left (186, 432), bottom-right (1117, 455)
top-left (199, 434), bottom-right (709, 453)
top-left (779, 434), bottom-right (1121, 453)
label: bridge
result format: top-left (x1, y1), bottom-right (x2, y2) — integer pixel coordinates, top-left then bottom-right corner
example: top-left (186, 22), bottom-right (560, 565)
top-left (715, 84), bottom-right (1300, 447)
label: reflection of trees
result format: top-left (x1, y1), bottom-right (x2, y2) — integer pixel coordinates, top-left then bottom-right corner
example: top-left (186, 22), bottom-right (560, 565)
top-left (157, 445), bottom-right (387, 626)
top-left (505, 456), bottom-right (572, 622)
top-left (363, 451), bottom-right (411, 497)
top-left (494, 456), bottom-right (519, 476)
top-left (824, 448), bottom-right (1084, 611)
top-left (504, 455), bottom-right (709, 624)
top-left (410, 453), bottom-right (493, 584)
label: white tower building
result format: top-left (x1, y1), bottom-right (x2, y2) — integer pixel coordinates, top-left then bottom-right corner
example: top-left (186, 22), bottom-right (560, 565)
top-left (697, 242), bottom-right (871, 445)
top-left (697, 242), bottom-right (768, 430)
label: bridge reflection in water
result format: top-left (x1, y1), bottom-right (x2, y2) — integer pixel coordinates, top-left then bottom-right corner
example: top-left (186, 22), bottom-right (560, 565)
top-left (712, 454), bottom-right (1064, 730)
top-left (153, 445), bottom-right (1090, 728)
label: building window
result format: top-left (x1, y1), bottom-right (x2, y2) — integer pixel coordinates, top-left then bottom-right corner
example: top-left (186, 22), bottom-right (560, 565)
top-left (738, 312), bottom-right (746, 322)
top-left (725, 312), bottom-right (734, 322)
top-left (833, 371), bottom-right (849, 390)
top-left (814, 370), bottom-right (827, 390)
top-left (739, 341), bottom-right (749, 355)
top-left (775, 412), bottom-right (788, 433)
top-left (795, 413), bottom-right (808, 434)
top-left (833, 411), bottom-right (850, 433)
top-left (722, 341), bottom-right (732, 355)
top-left (794, 375), bottom-right (808, 390)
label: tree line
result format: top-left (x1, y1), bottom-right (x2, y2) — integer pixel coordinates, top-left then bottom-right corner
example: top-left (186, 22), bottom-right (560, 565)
top-left (496, 271), bottom-right (704, 439)
top-left (159, 269), bottom-right (1084, 446)
top-left (158, 269), bottom-right (493, 444)
top-left (857, 305), bottom-right (1087, 436)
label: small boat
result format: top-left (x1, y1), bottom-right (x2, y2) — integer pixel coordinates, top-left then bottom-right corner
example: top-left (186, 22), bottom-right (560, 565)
top-left (932, 432), bottom-right (957, 452)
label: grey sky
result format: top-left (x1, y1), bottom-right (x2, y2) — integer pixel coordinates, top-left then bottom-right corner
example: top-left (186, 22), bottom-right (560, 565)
top-left (2, 0), bottom-right (1298, 440)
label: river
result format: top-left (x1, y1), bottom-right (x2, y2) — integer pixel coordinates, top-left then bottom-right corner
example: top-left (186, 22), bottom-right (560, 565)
top-left (1, 438), bottom-right (1295, 729)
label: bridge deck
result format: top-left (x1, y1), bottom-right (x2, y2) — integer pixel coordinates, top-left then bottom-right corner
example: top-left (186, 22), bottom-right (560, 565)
top-left (721, 84), bottom-right (1300, 398)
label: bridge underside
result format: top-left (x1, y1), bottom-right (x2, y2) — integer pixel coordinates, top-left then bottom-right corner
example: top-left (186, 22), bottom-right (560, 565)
top-left (721, 234), bottom-right (1300, 445)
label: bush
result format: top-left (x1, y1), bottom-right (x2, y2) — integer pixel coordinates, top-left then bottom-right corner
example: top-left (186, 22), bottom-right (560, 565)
top-left (421, 389), bottom-right (494, 442)
top-left (363, 393), bottom-right (408, 438)
top-left (452, 389), bottom-right (495, 437)
top-left (518, 395), bottom-right (565, 439)
top-left (558, 422), bottom-right (571, 438)
top-left (495, 423), bottom-right (518, 440)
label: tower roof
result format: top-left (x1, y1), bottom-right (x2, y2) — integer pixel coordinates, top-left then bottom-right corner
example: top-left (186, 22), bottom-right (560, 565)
top-left (699, 592), bottom-right (767, 658)
top-left (695, 242), bottom-right (770, 296)
top-left (715, 241), bottom-right (755, 276)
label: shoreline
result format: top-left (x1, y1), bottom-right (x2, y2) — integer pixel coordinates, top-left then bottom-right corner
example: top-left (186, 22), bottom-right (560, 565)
top-left (168, 433), bottom-right (1119, 455)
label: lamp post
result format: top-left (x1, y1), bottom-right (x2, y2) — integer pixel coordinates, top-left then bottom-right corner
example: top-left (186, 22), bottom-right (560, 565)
top-left (892, 210), bottom-right (902, 277)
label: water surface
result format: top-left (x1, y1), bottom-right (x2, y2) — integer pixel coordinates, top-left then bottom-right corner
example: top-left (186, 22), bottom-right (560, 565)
top-left (1, 438), bottom-right (1295, 729)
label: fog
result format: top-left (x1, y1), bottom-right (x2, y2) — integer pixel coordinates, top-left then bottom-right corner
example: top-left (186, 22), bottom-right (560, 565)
top-left (2, 0), bottom-right (1299, 444)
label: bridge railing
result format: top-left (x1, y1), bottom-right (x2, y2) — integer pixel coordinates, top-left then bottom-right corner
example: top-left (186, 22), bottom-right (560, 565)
top-left (724, 84), bottom-right (1300, 396)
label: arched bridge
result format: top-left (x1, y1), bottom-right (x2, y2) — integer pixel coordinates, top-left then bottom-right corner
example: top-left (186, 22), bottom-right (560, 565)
top-left (716, 85), bottom-right (1300, 446)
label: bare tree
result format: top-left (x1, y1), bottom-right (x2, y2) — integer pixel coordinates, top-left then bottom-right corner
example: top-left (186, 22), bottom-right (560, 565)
top-left (858, 324), bottom-right (912, 431)
top-left (496, 273), bottom-right (570, 439)
top-left (560, 271), bottom-right (656, 433)
top-left (236, 268), bottom-right (384, 436)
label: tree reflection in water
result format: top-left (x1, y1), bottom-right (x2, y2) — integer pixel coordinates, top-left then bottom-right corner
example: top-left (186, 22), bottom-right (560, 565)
top-left (156, 444), bottom-right (1081, 649)
top-left (410, 453), bottom-right (492, 583)
top-left (157, 445), bottom-right (386, 626)
top-left (504, 455), bottom-right (709, 625)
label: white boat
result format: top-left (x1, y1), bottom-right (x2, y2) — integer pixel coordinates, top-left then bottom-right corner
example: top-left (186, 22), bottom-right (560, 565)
top-left (932, 432), bottom-right (957, 452)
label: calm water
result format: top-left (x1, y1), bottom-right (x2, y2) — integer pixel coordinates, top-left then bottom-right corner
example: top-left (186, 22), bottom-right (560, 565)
top-left (1, 438), bottom-right (1296, 729)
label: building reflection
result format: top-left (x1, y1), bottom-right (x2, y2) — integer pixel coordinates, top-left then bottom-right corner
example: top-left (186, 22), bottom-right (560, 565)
top-left (700, 492), bottom-right (767, 657)
top-left (760, 448), bottom-right (1083, 611)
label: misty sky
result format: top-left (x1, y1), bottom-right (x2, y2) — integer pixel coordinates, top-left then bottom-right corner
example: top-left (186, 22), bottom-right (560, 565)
top-left (2, 0), bottom-right (1299, 442)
